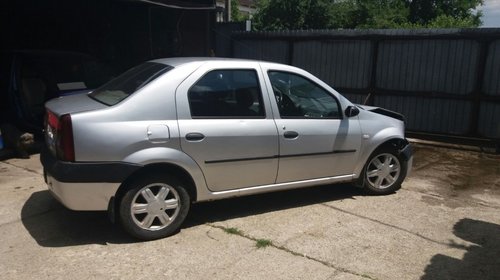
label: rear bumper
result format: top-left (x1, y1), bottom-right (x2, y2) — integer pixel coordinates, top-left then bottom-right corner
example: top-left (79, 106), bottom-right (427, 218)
top-left (45, 173), bottom-right (119, 210)
top-left (40, 148), bottom-right (140, 210)
top-left (40, 148), bottom-right (141, 183)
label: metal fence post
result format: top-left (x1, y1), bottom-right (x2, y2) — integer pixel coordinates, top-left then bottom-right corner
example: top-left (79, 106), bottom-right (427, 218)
top-left (470, 39), bottom-right (490, 137)
top-left (366, 39), bottom-right (380, 106)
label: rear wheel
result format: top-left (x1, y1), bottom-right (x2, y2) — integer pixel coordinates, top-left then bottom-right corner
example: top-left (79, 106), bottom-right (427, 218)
top-left (362, 147), bottom-right (407, 195)
top-left (118, 175), bottom-right (190, 240)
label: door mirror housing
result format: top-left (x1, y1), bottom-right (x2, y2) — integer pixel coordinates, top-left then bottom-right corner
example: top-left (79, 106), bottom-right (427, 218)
top-left (345, 106), bottom-right (360, 118)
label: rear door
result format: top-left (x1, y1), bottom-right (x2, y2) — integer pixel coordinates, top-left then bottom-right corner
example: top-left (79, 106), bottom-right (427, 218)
top-left (176, 62), bottom-right (279, 192)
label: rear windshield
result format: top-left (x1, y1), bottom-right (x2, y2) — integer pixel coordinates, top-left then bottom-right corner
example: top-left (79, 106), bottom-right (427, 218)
top-left (89, 62), bottom-right (172, 106)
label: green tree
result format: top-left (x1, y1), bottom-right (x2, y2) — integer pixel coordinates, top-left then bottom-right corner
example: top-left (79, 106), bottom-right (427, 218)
top-left (353, 0), bottom-right (411, 28)
top-left (328, 1), bottom-right (359, 28)
top-left (253, 0), bottom-right (334, 30)
top-left (408, 0), bottom-right (483, 26)
top-left (231, 0), bottom-right (246, 22)
top-left (252, 0), bottom-right (483, 30)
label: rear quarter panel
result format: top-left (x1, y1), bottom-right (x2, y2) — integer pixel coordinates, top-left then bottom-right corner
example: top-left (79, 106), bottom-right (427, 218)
top-left (67, 62), bottom-right (210, 198)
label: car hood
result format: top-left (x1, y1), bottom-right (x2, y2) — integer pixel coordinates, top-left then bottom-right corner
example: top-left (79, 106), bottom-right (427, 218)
top-left (356, 104), bottom-right (405, 122)
top-left (45, 93), bottom-right (108, 117)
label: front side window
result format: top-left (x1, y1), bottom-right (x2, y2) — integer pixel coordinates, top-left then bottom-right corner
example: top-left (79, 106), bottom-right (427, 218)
top-left (90, 62), bottom-right (172, 106)
top-left (268, 71), bottom-right (341, 119)
top-left (188, 69), bottom-right (265, 118)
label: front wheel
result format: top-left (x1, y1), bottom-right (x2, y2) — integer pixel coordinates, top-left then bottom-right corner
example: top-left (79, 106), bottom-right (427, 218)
top-left (118, 175), bottom-right (190, 240)
top-left (362, 148), bottom-right (407, 195)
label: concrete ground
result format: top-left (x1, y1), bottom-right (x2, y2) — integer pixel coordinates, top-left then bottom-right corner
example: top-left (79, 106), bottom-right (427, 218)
top-left (0, 145), bottom-right (499, 280)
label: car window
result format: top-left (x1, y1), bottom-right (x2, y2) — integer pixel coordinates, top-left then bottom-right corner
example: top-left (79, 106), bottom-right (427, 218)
top-left (188, 69), bottom-right (265, 119)
top-left (90, 62), bottom-right (172, 106)
top-left (268, 71), bottom-right (341, 119)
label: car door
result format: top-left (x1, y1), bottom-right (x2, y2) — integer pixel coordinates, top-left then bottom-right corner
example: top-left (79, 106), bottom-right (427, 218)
top-left (176, 63), bottom-right (279, 192)
top-left (263, 68), bottom-right (362, 183)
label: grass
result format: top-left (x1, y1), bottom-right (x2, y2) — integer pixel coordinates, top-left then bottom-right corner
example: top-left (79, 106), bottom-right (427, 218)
top-left (212, 224), bottom-right (372, 278)
top-left (223, 227), bottom-right (243, 235)
top-left (255, 239), bottom-right (273, 249)
top-left (219, 225), bottom-right (273, 249)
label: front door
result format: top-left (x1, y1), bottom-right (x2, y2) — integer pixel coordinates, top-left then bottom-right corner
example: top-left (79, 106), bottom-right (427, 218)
top-left (265, 70), bottom-right (362, 183)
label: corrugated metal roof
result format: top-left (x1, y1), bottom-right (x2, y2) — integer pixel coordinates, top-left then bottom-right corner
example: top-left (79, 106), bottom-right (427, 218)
top-left (233, 28), bottom-right (500, 39)
top-left (120, 0), bottom-right (216, 9)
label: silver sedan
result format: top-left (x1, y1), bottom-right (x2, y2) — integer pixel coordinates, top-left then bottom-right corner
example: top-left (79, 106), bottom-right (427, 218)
top-left (41, 58), bottom-right (413, 240)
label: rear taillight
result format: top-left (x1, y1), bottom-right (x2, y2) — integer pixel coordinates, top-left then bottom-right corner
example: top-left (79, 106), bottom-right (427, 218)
top-left (46, 110), bottom-right (75, 162)
top-left (47, 111), bottom-right (59, 128)
top-left (59, 114), bottom-right (75, 162)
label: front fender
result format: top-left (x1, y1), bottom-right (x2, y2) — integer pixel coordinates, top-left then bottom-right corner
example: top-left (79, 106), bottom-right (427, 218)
top-left (354, 126), bottom-right (407, 178)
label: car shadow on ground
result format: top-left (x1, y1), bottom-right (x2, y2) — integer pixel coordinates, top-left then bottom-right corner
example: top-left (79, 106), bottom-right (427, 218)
top-left (421, 218), bottom-right (500, 280)
top-left (21, 184), bottom-right (361, 247)
top-left (21, 190), bottom-right (136, 246)
top-left (184, 183), bottom-right (361, 228)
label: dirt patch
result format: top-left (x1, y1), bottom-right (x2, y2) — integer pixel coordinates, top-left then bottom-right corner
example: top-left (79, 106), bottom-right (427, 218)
top-left (409, 145), bottom-right (500, 208)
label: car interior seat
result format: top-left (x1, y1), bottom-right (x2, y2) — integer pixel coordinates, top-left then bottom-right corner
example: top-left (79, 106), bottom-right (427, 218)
top-left (235, 88), bottom-right (257, 116)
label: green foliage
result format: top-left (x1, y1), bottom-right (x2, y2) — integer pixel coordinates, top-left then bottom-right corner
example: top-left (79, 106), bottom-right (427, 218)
top-left (426, 14), bottom-right (483, 28)
top-left (231, 0), bottom-right (247, 22)
top-left (408, 0), bottom-right (483, 26)
top-left (223, 227), bottom-right (243, 235)
top-left (253, 0), bottom-right (334, 30)
top-left (255, 238), bottom-right (273, 248)
top-left (354, 0), bottom-right (411, 28)
top-left (328, 1), bottom-right (359, 28)
top-left (252, 0), bottom-right (483, 30)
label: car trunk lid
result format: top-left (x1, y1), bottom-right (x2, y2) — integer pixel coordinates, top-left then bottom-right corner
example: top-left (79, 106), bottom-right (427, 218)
top-left (45, 93), bottom-right (108, 117)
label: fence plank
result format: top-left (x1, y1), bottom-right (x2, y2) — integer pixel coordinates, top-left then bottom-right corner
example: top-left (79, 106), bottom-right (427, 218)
top-left (230, 29), bottom-right (500, 140)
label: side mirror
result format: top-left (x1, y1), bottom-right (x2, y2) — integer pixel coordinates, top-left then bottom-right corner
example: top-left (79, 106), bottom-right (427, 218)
top-left (345, 106), bottom-right (360, 117)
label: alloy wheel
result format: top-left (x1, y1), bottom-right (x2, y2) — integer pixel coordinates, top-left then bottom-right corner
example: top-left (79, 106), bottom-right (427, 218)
top-left (366, 153), bottom-right (401, 190)
top-left (130, 183), bottom-right (180, 231)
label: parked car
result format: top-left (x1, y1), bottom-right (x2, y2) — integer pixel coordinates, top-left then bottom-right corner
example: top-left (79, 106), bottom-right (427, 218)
top-left (0, 50), bottom-right (112, 137)
top-left (41, 57), bottom-right (413, 240)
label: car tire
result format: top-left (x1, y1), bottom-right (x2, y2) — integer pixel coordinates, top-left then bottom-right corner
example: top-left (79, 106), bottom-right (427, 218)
top-left (118, 174), bottom-right (190, 240)
top-left (362, 147), bottom-right (407, 195)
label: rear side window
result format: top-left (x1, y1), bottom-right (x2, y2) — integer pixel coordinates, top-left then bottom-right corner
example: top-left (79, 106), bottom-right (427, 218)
top-left (188, 69), bottom-right (265, 118)
top-left (90, 62), bottom-right (172, 106)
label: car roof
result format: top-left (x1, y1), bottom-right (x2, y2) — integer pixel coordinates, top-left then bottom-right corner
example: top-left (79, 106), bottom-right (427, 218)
top-left (150, 57), bottom-right (284, 68)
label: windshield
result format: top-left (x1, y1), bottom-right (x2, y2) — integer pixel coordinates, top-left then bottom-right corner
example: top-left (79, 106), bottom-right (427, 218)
top-left (89, 62), bottom-right (172, 106)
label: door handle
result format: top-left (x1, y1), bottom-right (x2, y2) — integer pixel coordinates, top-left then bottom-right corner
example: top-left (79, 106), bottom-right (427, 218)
top-left (185, 132), bottom-right (205, 141)
top-left (283, 131), bottom-right (299, 139)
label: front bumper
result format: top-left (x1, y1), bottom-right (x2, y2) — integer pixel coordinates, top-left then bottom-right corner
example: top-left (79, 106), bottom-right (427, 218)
top-left (399, 141), bottom-right (413, 161)
top-left (400, 141), bottom-right (413, 177)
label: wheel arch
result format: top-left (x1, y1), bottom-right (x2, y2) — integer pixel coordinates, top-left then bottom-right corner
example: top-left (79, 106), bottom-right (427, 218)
top-left (116, 147), bottom-right (209, 201)
top-left (115, 163), bottom-right (198, 205)
top-left (107, 162), bottom-right (198, 224)
top-left (354, 137), bottom-right (409, 179)
top-left (374, 138), bottom-right (409, 153)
